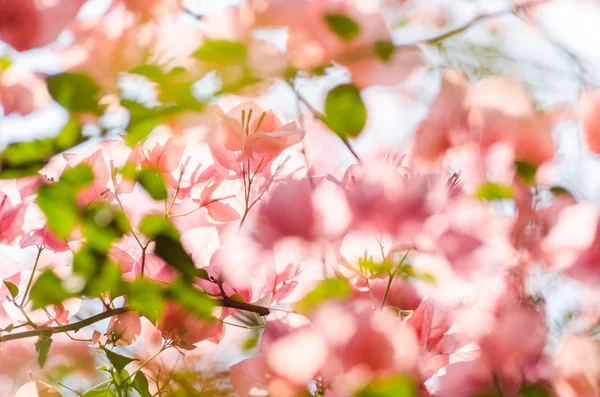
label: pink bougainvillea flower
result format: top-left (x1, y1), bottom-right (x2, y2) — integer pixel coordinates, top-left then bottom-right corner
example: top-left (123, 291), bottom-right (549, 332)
top-left (57, 7), bottom-right (150, 90)
top-left (63, 149), bottom-right (111, 206)
top-left (412, 69), bottom-right (470, 162)
top-left (157, 302), bottom-right (224, 350)
top-left (230, 356), bottom-right (272, 397)
top-left (553, 334), bottom-right (600, 397)
top-left (14, 372), bottom-right (63, 397)
top-left (209, 100), bottom-right (305, 177)
top-left (0, 0), bottom-right (85, 52)
top-left (257, 177), bottom-right (350, 246)
top-left (465, 76), bottom-right (556, 165)
top-left (112, 0), bottom-right (181, 21)
top-left (0, 65), bottom-right (51, 116)
top-left (106, 311), bottom-right (142, 346)
top-left (577, 89), bottom-right (600, 155)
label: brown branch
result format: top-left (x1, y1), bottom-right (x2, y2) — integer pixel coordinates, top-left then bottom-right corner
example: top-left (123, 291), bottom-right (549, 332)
top-left (0, 307), bottom-right (131, 343)
top-left (0, 297), bottom-right (272, 343)
top-left (215, 298), bottom-right (271, 316)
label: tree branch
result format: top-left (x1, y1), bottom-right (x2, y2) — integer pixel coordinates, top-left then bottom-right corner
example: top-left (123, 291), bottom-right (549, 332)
top-left (0, 298), bottom-right (271, 343)
top-left (0, 307), bottom-right (130, 343)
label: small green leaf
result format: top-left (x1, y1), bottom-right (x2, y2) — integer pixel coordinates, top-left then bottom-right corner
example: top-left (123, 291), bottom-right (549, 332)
top-left (46, 72), bottom-right (104, 114)
top-left (83, 203), bottom-right (128, 252)
top-left (61, 163), bottom-right (95, 187)
top-left (356, 375), bottom-right (417, 397)
top-left (550, 186), bottom-right (572, 196)
top-left (84, 389), bottom-right (119, 397)
top-left (242, 333), bottom-right (259, 352)
top-left (520, 383), bottom-right (552, 397)
top-left (129, 64), bottom-right (165, 83)
top-left (476, 182), bottom-right (514, 201)
top-left (515, 160), bottom-right (537, 185)
top-left (132, 371), bottom-right (152, 397)
top-left (0, 120), bottom-right (87, 179)
top-left (139, 215), bottom-right (180, 241)
top-left (374, 40), bottom-right (395, 62)
top-left (126, 279), bottom-right (165, 322)
top-left (324, 14), bottom-right (360, 41)
top-left (35, 333), bottom-right (52, 368)
top-left (153, 234), bottom-right (197, 280)
top-left (101, 346), bottom-right (138, 372)
top-left (296, 277), bottom-right (352, 314)
top-left (36, 184), bottom-right (80, 238)
top-left (167, 280), bottom-right (215, 319)
top-left (125, 116), bottom-right (162, 146)
top-left (29, 270), bottom-right (73, 310)
top-left (137, 168), bottom-right (168, 200)
top-left (3, 280), bottom-right (19, 299)
top-left (324, 83), bottom-right (367, 139)
top-left (194, 40), bottom-right (247, 65)
top-left (196, 268), bottom-right (210, 280)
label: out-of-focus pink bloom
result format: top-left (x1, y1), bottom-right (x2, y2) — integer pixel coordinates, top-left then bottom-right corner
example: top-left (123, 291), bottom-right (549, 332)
top-left (0, 66), bottom-right (50, 115)
top-left (230, 356), bottom-right (273, 397)
top-left (578, 89), bottom-right (600, 155)
top-left (106, 311), bottom-right (142, 346)
top-left (553, 334), bottom-right (600, 397)
top-left (58, 8), bottom-right (150, 90)
top-left (157, 302), bottom-right (224, 350)
top-left (0, 334), bottom-right (95, 387)
top-left (257, 177), bottom-right (351, 245)
top-left (113, 0), bottom-right (181, 21)
top-left (342, 154), bottom-right (448, 238)
top-left (412, 69), bottom-right (470, 162)
top-left (14, 372), bottom-right (63, 397)
top-left (465, 76), bottom-right (556, 165)
top-left (0, 0), bottom-right (85, 52)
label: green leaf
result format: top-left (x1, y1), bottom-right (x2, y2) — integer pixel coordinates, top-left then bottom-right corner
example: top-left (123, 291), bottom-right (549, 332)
top-left (126, 279), bottom-right (165, 323)
top-left (73, 248), bottom-right (123, 297)
top-left (129, 64), bottom-right (165, 83)
top-left (356, 375), bottom-right (418, 397)
top-left (3, 280), bottom-right (19, 299)
top-left (46, 72), bottom-right (104, 114)
top-left (242, 333), bottom-right (259, 352)
top-left (101, 346), bottom-right (138, 372)
top-left (0, 120), bottom-right (86, 179)
top-left (83, 203), bottom-right (128, 253)
top-left (125, 115), bottom-right (162, 146)
top-left (476, 182), bottom-right (514, 201)
top-left (520, 383), bottom-right (552, 397)
top-left (61, 163), bottom-right (95, 187)
top-left (167, 280), bottom-right (215, 319)
top-left (132, 371), bottom-right (152, 397)
top-left (296, 277), bottom-right (352, 314)
top-left (83, 389), bottom-right (119, 397)
top-left (84, 260), bottom-right (123, 298)
top-left (154, 234), bottom-right (197, 280)
top-left (550, 186), bottom-right (572, 196)
top-left (49, 74), bottom-right (102, 113)
top-left (139, 215), bottom-right (180, 241)
top-left (324, 83), bottom-right (367, 139)
top-left (196, 268), bottom-right (210, 280)
top-left (137, 168), bottom-right (168, 200)
top-left (324, 14), bottom-right (361, 41)
top-left (35, 333), bottom-right (52, 368)
top-left (515, 160), bottom-right (537, 185)
top-left (194, 40), bottom-right (247, 65)
top-left (374, 40), bottom-right (395, 62)
top-left (55, 118), bottom-right (86, 151)
top-left (29, 270), bottom-right (73, 310)
top-left (36, 184), bottom-right (80, 238)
